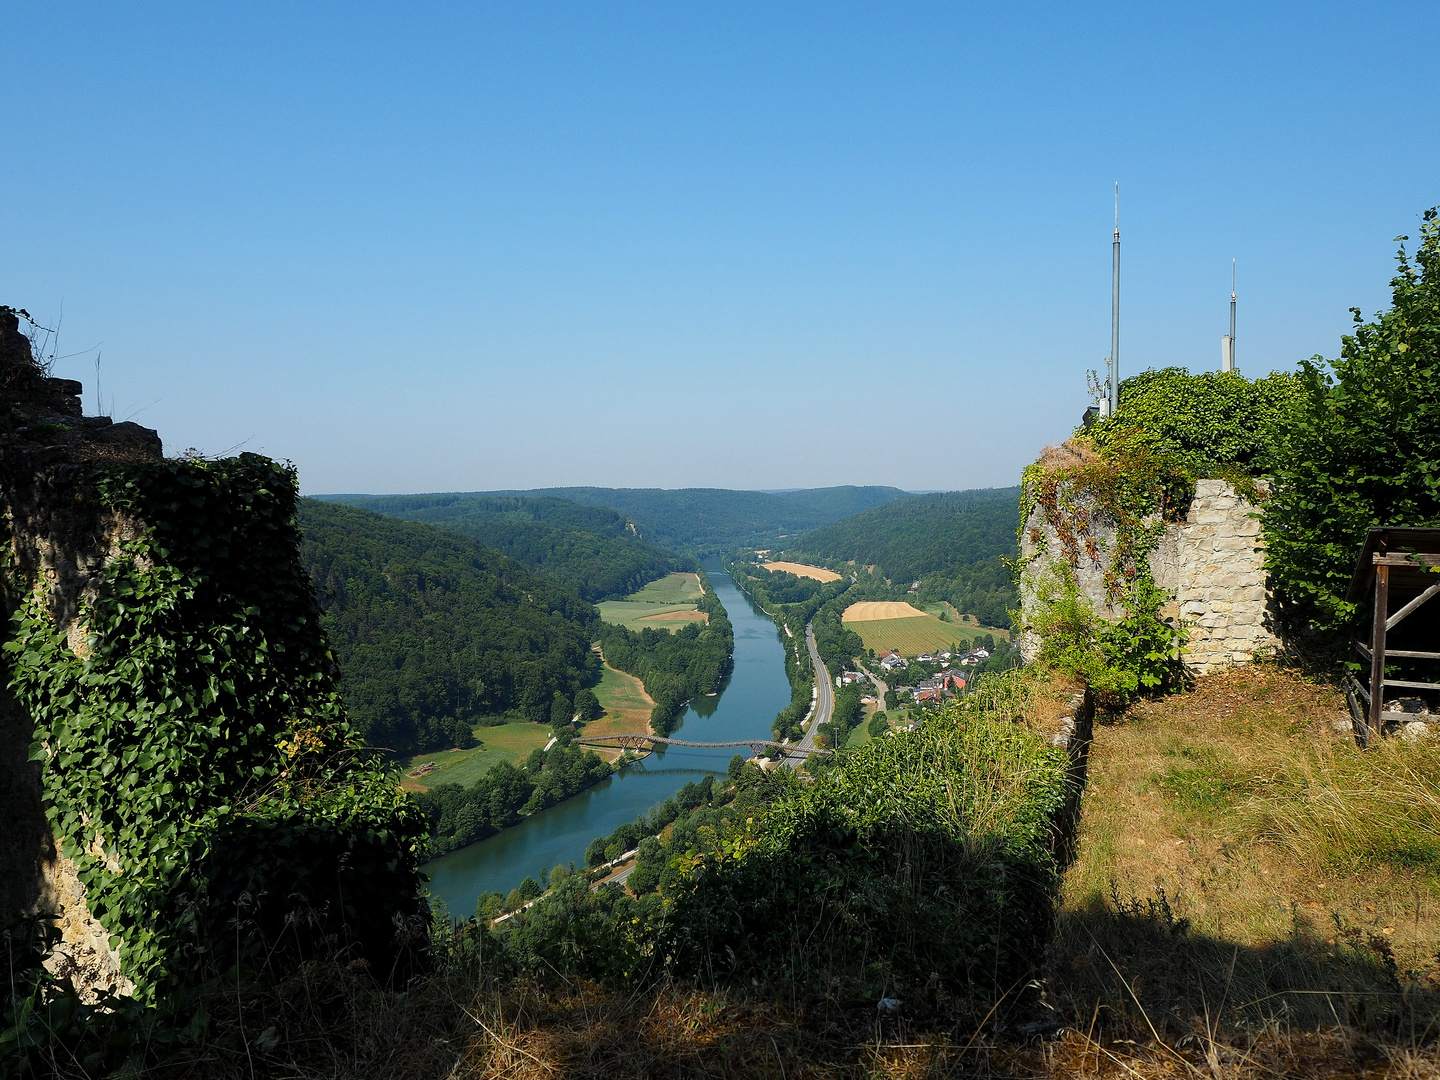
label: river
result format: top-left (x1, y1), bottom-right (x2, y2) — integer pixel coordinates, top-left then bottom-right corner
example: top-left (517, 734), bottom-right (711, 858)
top-left (422, 560), bottom-right (791, 918)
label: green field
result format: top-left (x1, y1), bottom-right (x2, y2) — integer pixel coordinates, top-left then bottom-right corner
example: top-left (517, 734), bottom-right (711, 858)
top-left (585, 661), bottom-right (654, 741)
top-left (597, 572), bottom-right (707, 631)
top-left (922, 601), bottom-right (1010, 640)
top-left (399, 721), bottom-right (552, 791)
top-left (847, 613), bottom-right (977, 658)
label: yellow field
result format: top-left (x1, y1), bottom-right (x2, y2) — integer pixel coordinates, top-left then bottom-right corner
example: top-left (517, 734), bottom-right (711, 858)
top-left (842, 601), bottom-right (927, 622)
top-left (761, 561), bottom-right (841, 582)
top-left (846, 613), bottom-right (974, 659)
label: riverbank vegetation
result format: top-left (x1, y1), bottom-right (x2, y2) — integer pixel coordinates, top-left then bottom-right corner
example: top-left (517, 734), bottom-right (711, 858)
top-left (298, 501), bottom-right (600, 756)
top-left (591, 570), bottom-right (733, 736)
top-left (413, 729), bottom-right (614, 857)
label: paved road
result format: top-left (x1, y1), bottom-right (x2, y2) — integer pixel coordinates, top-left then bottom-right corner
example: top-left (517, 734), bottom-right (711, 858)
top-left (784, 622), bottom-right (833, 768)
top-left (857, 660), bottom-right (889, 706)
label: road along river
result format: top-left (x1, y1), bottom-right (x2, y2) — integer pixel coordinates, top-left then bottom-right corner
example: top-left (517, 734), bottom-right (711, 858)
top-left (422, 560), bottom-right (794, 919)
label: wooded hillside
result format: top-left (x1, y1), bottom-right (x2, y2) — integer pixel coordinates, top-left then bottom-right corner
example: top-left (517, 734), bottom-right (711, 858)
top-left (397, 485), bottom-right (908, 554)
top-left (317, 493), bottom-right (687, 602)
top-left (297, 500), bottom-right (600, 756)
top-left (787, 487), bottom-right (1020, 628)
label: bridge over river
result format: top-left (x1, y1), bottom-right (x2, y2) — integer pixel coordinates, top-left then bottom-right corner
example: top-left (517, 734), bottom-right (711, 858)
top-left (575, 733), bottom-right (833, 759)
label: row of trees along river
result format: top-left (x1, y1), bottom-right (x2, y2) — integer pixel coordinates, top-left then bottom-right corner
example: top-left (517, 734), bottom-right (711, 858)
top-left (422, 560), bottom-right (794, 917)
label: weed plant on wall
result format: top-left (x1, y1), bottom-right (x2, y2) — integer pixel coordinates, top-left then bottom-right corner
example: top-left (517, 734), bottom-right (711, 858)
top-left (5, 455), bottom-right (428, 1000)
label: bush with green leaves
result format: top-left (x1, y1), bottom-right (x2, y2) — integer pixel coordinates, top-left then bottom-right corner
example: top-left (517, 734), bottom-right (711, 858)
top-left (4, 455), bottom-right (428, 1001)
top-left (1087, 367), bottom-right (1303, 480)
top-left (661, 680), bottom-right (1072, 1003)
top-left (1263, 208), bottom-right (1440, 643)
top-left (1029, 567), bottom-right (1184, 709)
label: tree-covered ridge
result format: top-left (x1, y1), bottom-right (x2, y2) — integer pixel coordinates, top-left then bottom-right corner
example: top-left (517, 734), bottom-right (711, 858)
top-left (297, 500), bottom-right (600, 756)
top-left (317, 493), bottom-right (689, 602)
top-left (346, 485), bottom-right (908, 555)
top-left (785, 487), bottom-right (1021, 629)
top-left (594, 574), bottom-right (733, 735)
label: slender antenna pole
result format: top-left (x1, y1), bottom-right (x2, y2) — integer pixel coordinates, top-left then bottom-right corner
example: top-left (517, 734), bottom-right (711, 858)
top-left (1229, 259), bottom-right (1237, 370)
top-left (1111, 183), bottom-right (1120, 414)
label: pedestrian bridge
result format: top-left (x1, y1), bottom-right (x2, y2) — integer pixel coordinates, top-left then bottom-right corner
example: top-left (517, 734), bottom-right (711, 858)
top-left (574, 733), bottom-right (833, 758)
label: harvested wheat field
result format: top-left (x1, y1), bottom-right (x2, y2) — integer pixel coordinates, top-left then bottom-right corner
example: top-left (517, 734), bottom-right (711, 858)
top-left (761, 560), bottom-right (842, 582)
top-left (842, 600), bottom-right (927, 621)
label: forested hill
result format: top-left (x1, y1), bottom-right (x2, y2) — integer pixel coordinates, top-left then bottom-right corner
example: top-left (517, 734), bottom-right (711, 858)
top-left (344, 485), bottom-right (908, 555)
top-left (297, 500), bottom-right (600, 756)
top-left (785, 487), bottom-right (1021, 628)
top-left (315, 493), bottom-right (686, 602)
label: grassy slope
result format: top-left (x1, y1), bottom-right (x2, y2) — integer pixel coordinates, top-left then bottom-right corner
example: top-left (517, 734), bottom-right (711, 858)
top-left (597, 572), bottom-right (707, 631)
top-left (845, 612), bottom-right (980, 657)
top-left (1050, 664), bottom-right (1440, 1040)
top-left (398, 722), bottom-right (552, 792)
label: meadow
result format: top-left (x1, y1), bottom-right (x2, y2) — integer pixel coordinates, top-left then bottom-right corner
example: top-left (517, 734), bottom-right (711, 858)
top-left (398, 721), bottom-right (552, 792)
top-left (582, 659), bottom-right (655, 757)
top-left (596, 571), bottom-right (708, 631)
top-left (844, 611), bottom-right (974, 657)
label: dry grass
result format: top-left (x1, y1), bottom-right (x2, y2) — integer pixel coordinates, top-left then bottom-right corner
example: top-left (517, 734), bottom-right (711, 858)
top-left (842, 601), bottom-right (929, 622)
top-left (1050, 664), bottom-right (1440, 1048)
top-left (48, 665), bottom-right (1440, 1079)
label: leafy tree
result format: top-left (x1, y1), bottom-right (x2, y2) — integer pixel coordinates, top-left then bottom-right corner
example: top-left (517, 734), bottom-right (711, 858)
top-left (1088, 367), bottom-right (1304, 477)
top-left (868, 711), bottom-right (889, 738)
top-left (518, 876), bottom-right (543, 901)
top-left (1264, 208), bottom-right (1440, 642)
top-left (574, 687), bottom-right (602, 722)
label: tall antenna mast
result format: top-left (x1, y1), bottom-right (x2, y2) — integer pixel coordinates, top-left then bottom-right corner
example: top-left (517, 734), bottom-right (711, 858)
top-left (1222, 258), bottom-right (1236, 371)
top-left (1111, 183), bottom-right (1121, 415)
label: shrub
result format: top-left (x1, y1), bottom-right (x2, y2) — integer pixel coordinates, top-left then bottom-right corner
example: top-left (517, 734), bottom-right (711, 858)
top-left (1263, 208), bottom-right (1440, 643)
top-left (661, 683), bottom-right (1072, 1003)
top-left (1088, 366), bottom-right (1303, 478)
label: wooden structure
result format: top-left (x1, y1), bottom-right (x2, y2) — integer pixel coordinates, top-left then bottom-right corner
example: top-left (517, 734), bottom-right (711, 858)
top-left (1345, 527), bottom-right (1440, 746)
top-left (575, 733), bottom-right (833, 759)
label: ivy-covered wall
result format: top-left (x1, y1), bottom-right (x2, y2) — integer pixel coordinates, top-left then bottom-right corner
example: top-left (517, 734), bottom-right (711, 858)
top-left (1019, 478), bottom-right (1278, 674)
top-left (1, 406), bottom-right (428, 1000)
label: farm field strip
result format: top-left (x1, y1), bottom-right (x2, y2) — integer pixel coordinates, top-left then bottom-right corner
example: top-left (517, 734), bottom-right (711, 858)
top-left (842, 600), bottom-right (927, 621)
top-left (597, 571), bottom-right (706, 631)
top-left (583, 660), bottom-right (655, 759)
top-left (761, 560), bottom-right (841, 582)
top-left (398, 721), bottom-right (552, 792)
top-left (846, 613), bottom-right (977, 658)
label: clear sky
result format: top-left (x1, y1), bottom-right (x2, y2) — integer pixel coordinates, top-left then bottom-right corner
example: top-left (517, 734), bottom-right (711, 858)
top-left (5, 3), bottom-right (1438, 494)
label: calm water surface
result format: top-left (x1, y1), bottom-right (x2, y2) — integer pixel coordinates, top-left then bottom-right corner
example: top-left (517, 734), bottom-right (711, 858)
top-left (422, 561), bottom-right (790, 917)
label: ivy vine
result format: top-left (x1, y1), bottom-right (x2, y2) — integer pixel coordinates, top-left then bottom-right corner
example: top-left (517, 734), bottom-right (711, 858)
top-left (5, 454), bottom-right (427, 1000)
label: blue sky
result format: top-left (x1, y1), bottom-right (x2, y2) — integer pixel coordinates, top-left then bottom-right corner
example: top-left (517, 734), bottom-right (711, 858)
top-left (5, 3), bottom-right (1438, 494)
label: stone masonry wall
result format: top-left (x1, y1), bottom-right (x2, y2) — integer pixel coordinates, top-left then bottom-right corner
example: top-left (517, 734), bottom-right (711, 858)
top-left (1020, 479), bottom-right (1279, 675)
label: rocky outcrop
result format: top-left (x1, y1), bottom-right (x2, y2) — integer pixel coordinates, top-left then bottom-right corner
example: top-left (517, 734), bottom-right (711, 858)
top-left (0, 306), bottom-right (160, 998)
